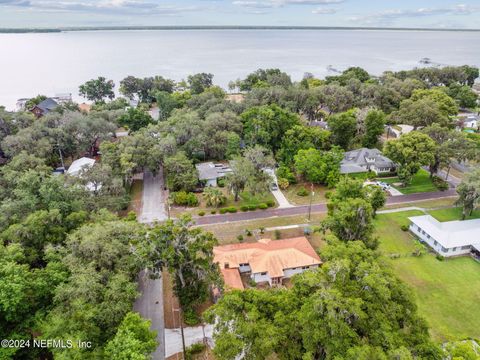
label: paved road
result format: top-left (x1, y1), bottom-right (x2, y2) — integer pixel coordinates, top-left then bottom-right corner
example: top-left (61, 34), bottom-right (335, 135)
top-left (133, 270), bottom-right (165, 360)
top-left (165, 325), bottom-right (213, 358)
top-left (139, 169), bottom-right (167, 223)
top-left (194, 189), bottom-right (457, 226)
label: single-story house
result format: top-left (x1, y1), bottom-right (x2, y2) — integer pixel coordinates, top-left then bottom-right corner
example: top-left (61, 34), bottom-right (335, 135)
top-left (31, 98), bottom-right (59, 117)
top-left (340, 148), bottom-right (396, 175)
top-left (463, 114), bottom-right (478, 129)
top-left (409, 215), bottom-right (480, 258)
top-left (67, 157), bottom-right (96, 176)
top-left (213, 237), bottom-right (322, 288)
top-left (196, 162), bottom-right (232, 187)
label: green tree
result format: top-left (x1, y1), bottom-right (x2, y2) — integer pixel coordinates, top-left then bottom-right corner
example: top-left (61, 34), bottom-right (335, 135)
top-left (447, 83), bottom-right (478, 108)
top-left (118, 107), bottom-right (154, 132)
top-left (164, 152), bottom-right (198, 192)
top-left (383, 132), bottom-right (436, 185)
top-left (362, 109), bottom-right (386, 148)
top-left (79, 76), bottom-right (115, 103)
top-left (456, 169), bottom-right (480, 220)
top-left (155, 91), bottom-right (179, 121)
top-left (294, 147), bottom-right (343, 187)
top-left (104, 312), bottom-right (157, 360)
top-left (328, 110), bottom-right (357, 150)
top-left (392, 97), bottom-right (451, 129)
top-left (187, 73), bottom-right (214, 94)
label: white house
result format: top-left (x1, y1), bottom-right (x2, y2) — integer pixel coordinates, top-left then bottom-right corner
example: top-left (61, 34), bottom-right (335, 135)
top-left (464, 115), bottom-right (478, 129)
top-left (213, 237), bottom-right (322, 288)
top-left (409, 215), bottom-right (480, 258)
top-left (196, 162), bottom-right (231, 187)
top-left (66, 157), bottom-right (98, 192)
top-left (340, 148), bottom-right (396, 175)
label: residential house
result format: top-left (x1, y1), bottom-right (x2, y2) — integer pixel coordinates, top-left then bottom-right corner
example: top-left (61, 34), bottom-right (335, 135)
top-left (31, 98), bottom-right (59, 117)
top-left (213, 237), bottom-right (322, 289)
top-left (196, 162), bottom-right (232, 187)
top-left (340, 148), bottom-right (396, 175)
top-left (67, 157), bottom-right (98, 192)
top-left (409, 215), bottom-right (480, 258)
top-left (464, 114), bottom-right (478, 129)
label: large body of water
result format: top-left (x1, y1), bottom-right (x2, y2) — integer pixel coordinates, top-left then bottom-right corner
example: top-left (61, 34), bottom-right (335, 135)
top-left (1, 29), bottom-right (480, 109)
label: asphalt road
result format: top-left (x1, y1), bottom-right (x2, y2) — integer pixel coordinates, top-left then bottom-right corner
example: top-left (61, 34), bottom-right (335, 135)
top-left (133, 270), bottom-right (165, 360)
top-left (139, 169), bottom-right (167, 223)
top-left (194, 189), bottom-right (457, 226)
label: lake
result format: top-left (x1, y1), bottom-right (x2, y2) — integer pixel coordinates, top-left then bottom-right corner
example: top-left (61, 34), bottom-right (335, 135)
top-left (1, 29), bottom-right (480, 109)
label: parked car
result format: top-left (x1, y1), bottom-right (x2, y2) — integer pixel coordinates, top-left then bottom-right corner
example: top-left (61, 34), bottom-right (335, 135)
top-left (375, 181), bottom-right (391, 190)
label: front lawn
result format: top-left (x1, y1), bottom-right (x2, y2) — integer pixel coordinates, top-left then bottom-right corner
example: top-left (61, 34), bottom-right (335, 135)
top-left (382, 169), bottom-right (439, 194)
top-left (283, 183), bottom-right (328, 205)
top-left (428, 207), bottom-right (480, 222)
top-left (375, 211), bottom-right (480, 342)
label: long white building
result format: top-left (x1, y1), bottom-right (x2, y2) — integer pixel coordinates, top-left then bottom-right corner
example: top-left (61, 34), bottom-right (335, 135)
top-left (409, 215), bottom-right (480, 257)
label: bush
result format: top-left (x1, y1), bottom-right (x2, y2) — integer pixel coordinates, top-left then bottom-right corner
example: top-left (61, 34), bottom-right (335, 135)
top-left (217, 178), bottom-right (225, 187)
top-left (241, 205), bottom-right (249, 212)
top-left (198, 211), bottom-right (205, 216)
top-left (278, 177), bottom-right (289, 190)
top-left (219, 208), bottom-right (228, 214)
top-left (248, 204), bottom-right (257, 211)
top-left (277, 165), bottom-right (297, 184)
top-left (436, 254), bottom-right (445, 261)
top-left (171, 191), bottom-right (199, 207)
top-left (245, 229), bottom-right (252, 236)
top-left (210, 210), bottom-right (216, 214)
top-left (274, 229), bottom-right (281, 239)
top-left (296, 187), bottom-right (309, 197)
top-left (226, 206), bottom-right (237, 213)
top-left (432, 176), bottom-right (449, 191)
top-left (324, 191), bottom-right (332, 199)
top-left (183, 308), bottom-right (200, 326)
top-left (186, 343), bottom-right (206, 360)
top-left (266, 199), bottom-right (275, 207)
top-left (259, 227), bottom-right (265, 234)
top-left (258, 203), bottom-right (268, 210)
top-left (237, 234), bottom-right (244, 242)
top-left (124, 211), bottom-right (137, 221)
top-left (248, 278), bottom-right (257, 287)
top-left (401, 224), bottom-right (409, 232)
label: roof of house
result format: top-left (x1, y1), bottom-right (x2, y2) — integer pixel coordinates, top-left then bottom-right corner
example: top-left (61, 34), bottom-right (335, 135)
top-left (409, 215), bottom-right (480, 249)
top-left (341, 148), bottom-right (395, 173)
top-left (221, 268), bottom-right (244, 290)
top-left (36, 98), bottom-right (58, 113)
top-left (195, 162), bottom-right (231, 181)
top-left (214, 237), bottom-right (322, 283)
top-left (67, 157), bottom-right (96, 176)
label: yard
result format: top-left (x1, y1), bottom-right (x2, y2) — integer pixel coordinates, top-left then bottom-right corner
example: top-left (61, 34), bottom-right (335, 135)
top-left (282, 182), bottom-right (328, 205)
top-left (170, 187), bottom-right (276, 217)
top-left (382, 169), bottom-right (439, 194)
top-left (375, 211), bottom-right (480, 342)
top-left (428, 207), bottom-right (480, 222)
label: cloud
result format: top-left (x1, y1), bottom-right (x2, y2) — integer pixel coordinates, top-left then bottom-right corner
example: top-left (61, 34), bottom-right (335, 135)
top-left (0, 0), bottom-right (30, 5)
top-left (350, 4), bottom-right (480, 25)
top-left (312, 7), bottom-right (336, 14)
top-left (233, 0), bottom-right (343, 9)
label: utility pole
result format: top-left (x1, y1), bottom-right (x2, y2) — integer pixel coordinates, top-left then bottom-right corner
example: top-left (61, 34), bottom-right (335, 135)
top-left (308, 183), bottom-right (314, 221)
top-left (179, 307), bottom-right (186, 359)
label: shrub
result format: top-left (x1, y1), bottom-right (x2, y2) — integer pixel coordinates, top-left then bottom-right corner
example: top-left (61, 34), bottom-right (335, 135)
top-left (198, 211), bottom-right (205, 216)
top-left (324, 191), bottom-right (332, 199)
top-left (125, 211), bottom-right (137, 221)
top-left (278, 177), bottom-right (289, 190)
top-left (217, 178), bottom-right (225, 187)
top-left (248, 204), bottom-right (257, 211)
top-left (245, 229), bottom-right (252, 236)
top-left (241, 205), bottom-right (249, 212)
top-left (277, 165), bottom-right (297, 184)
top-left (432, 176), bottom-right (449, 191)
top-left (274, 229), bottom-right (281, 239)
top-left (296, 187), bottom-right (309, 197)
top-left (171, 191), bottom-right (199, 207)
top-left (259, 227), bottom-right (265, 234)
top-left (401, 224), bottom-right (409, 232)
top-left (210, 210), bottom-right (216, 214)
top-left (258, 203), bottom-right (268, 210)
top-left (186, 343), bottom-right (206, 360)
top-left (226, 207), bottom-right (237, 213)
top-left (237, 234), bottom-right (244, 242)
top-left (248, 278), bottom-right (257, 287)
top-left (266, 199), bottom-right (275, 207)
top-left (219, 208), bottom-right (228, 214)
top-left (436, 254), bottom-right (445, 261)
top-left (183, 308), bottom-right (200, 326)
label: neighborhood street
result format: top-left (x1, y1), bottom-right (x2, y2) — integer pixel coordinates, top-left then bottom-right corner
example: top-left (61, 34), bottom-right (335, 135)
top-left (139, 169), bottom-right (168, 223)
top-left (133, 270), bottom-right (165, 360)
top-left (194, 189), bottom-right (457, 226)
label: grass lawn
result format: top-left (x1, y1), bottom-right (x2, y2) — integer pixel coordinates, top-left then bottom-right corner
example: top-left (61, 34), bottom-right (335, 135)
top-left (381, 197), bottom-right (457, 211)
top-left (428, 207), bottom-right (480, 222)
top-left (283, 182), bottom-right (328, 205)
top-left (170, 188), bottom-right (276, 217)
top-left (375, 211), bottom-right (480, 342)
top-left (383, 169), bottom-right (438, 194)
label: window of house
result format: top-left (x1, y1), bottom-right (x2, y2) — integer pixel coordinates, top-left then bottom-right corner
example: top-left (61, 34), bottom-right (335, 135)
top-left (434, 240), bottom-right (438, 246)
top-left (426, 234), bottom-right (430, 239)
top-left (452, 247), bottom-right (457, 252)
top-left (260, 272), bottom-right (267, 276)
top-left (461, 245), bottom-right (471, 250)
top-left (302, 266), bottom-right (309, 270)
top-left (442, 247), bottom-right (448, 253)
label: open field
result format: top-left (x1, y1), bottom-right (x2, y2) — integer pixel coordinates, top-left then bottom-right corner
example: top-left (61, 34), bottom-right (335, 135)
top-left (428, 207), bottom-right (480, 222)
top-left (282, 183), bottom-right (328, 205)
top-left (375, 211), bottom-right (480, 342)
top-left (383, 169), bottom-right (438, 194)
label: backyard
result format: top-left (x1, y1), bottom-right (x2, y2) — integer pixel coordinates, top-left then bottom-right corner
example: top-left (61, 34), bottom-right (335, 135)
top-left (382, 169), bottom-right (439, 194)
top-left (428, 207), bottom-right (480, 221)
top-left (375, 211), bottom-right (480, 342)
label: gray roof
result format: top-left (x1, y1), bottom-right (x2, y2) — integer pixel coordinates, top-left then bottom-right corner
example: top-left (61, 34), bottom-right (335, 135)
top-left (37, 98), bottom-right (58, 113)
top-left (341, 148), bottom-right (395, 173)
top-left (409, 215), bottom-right (480, 249)
top-left (196, 162), bottom-right (231, 181)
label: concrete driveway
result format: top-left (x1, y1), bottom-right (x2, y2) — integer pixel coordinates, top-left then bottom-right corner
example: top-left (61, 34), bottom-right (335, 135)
top-left (165, 325), bottom-right (213, 358)
top-left (139, 168), bottom-right (167, 223)
top-left (271, 189), bottom-right (294, 208)
top-left (134, 270), bottom-right (165, 360)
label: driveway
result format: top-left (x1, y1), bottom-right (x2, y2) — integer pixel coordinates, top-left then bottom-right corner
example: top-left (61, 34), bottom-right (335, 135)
top-left (165, 325), bottom-right (213, 358)
top-left (271, 189), bottom-right (294, 208)
top-left (139, 168), bottom-right (167, 223)
top-left (133, 270), bottom-right (165, 360)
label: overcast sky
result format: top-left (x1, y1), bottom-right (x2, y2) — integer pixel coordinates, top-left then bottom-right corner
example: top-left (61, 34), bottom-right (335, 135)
top-left (1, 0), bottom-right (479, 29)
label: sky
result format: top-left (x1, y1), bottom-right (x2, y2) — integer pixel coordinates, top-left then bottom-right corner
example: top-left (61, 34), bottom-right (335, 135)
top-left (0, 0), bottom-right (480, 29)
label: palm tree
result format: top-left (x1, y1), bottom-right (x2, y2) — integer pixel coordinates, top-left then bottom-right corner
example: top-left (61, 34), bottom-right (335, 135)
top-left (203, 187), bottom-right (226, 207)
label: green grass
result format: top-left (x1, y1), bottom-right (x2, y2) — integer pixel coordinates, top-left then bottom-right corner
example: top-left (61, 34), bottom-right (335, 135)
top-left (383, 169), bottom-right (438, 194)
top-left (375, 211), bottom-right (480, 342)
top-left (428, 207), bottom-right (480, 222)
top-left (283, 183), bottom-right (328, 205)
